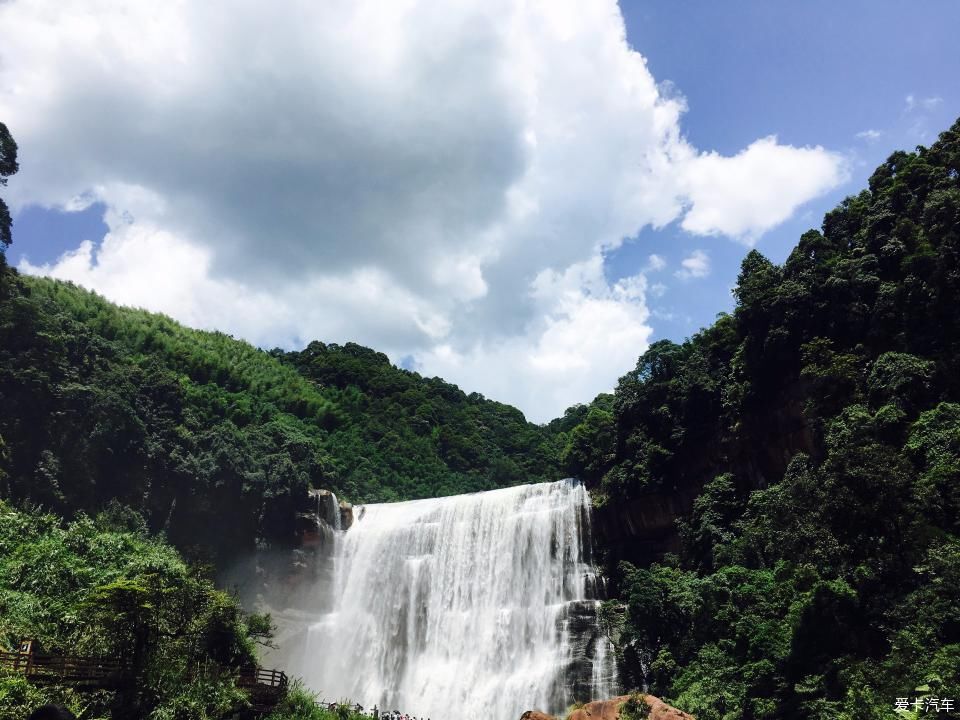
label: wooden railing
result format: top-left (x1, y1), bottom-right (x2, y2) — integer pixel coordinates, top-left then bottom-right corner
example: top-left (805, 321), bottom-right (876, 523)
top-left (0, 651), bottom-right (29, 671)
top-left (237, 665), bottom-right (288, 714)
top-left (0, 651), bottom-right (132, 686)
top-left (1, 650), bottom-right (286, 704)
top-left (237, 666), bottom-right (288, 690)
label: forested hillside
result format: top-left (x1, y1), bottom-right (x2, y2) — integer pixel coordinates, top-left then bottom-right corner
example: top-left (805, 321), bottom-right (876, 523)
top-left (0, 265), bottom-right (563, 562)
top-left (567, 119), bottom-right (960, 718)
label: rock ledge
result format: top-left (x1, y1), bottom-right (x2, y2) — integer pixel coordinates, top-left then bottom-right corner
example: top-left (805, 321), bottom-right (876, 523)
top-left (521, 694), bottom-right (693, 720)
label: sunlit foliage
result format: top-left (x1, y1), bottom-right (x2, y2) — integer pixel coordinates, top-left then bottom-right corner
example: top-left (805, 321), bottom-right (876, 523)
top-left (0, 501), bottom-right (267, 719)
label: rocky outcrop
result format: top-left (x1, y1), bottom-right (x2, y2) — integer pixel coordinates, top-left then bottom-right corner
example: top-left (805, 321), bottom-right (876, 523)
top-left (339, 498), bottom-right (354, 530)
top-left (591, 489), bottom-right (694, 567)
top-left (590, 382), bottom-right (817, 568)
top-left (523, 694), bottom-right (693, 720)
top-left (235, 487), bottom-right (353, 616)
top-left (306, 488), bottom-right (355, 531)
top-left (572, 695), bottom-right (694, 720)
top-left (520, 712), bottom-right (555, 720)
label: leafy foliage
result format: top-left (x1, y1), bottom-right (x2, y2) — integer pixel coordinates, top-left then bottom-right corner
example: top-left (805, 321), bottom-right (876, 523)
top-left (264, 682), bottom-right (374, 720)
top-left (0, 265), bottom-right (562, 562)
top-left (565, 119), bottom-right (960, 718)
top-left (278, 341), bottom-right (563, 502)
top-left (618, 693), bottom-right (651, 720)
top-left (0, 501), bottom-right (268, 719)
top-left (0, 120), bottom-right (17, 250)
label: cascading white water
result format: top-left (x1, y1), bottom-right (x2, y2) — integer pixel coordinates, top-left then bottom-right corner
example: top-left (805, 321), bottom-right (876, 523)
top-left (590, 634), bottom-right (619, 702)
top-left (289, 480), bottom-right (617, 720)
top-left (320, 490), bottom-right (342, 532)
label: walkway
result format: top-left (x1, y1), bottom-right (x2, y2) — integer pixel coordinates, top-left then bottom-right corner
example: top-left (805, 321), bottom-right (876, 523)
top-left (1, 647), bottom-right (287, 714)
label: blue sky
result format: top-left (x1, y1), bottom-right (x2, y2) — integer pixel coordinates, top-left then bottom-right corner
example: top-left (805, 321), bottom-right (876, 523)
top-left (2, 1), bottom-right (958, 421)
top-left (608, 0), bottom-right (960, 341)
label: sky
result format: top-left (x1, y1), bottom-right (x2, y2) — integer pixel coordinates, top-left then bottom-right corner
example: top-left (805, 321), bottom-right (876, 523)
top-left (2, 1), bottom-right (958, 423)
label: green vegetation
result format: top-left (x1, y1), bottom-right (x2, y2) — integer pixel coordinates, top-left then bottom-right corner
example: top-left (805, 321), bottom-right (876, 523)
top-left (0, 120), bottom-right (17, 250)
top-left (279, 341), bottom-right (563, 501)
top-left (618, 693), bottom-right (650, 720)
top-left (564, 119), bottom-right (960, 717)
top-left (265, 684), bottom-right (370, 720)
top-left (0, 500), bottom-right (270, 719)
top-left (0, 257), bottom-right (563, 563)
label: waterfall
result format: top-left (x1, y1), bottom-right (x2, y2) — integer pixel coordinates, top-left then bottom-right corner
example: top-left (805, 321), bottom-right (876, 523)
top-left (590, 634), bottom-right (619, 702)
top-left (287, 479), bottom-right (618, 720)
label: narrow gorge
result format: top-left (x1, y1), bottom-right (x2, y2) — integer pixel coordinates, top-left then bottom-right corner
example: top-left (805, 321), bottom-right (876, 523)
top-left (269, 480), bottom-right (618, 720)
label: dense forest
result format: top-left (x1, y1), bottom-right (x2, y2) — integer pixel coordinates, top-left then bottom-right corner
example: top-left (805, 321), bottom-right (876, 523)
top-left (0, 259), bottom-right (563, 562)
top-left (563, 119), bottom-right (960, 718)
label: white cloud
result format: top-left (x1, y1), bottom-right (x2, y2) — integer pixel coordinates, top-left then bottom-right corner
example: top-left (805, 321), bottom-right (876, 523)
top-left (419, 258), bottom-right (652, 420)
top-left (675, 249), bottom-right (711, 280)
top-left (905, 94), bottom-right (943, 113)
top-left (856, 129), bottom-right (883, 142)
top-left (646, 254), bottom-right (667, 271)
top-left (19, 215), bottom-right (450, 353)
top-left (1, 0), bottom-right (847, 421)
top-left (679, 137), bottom-right (848, 242)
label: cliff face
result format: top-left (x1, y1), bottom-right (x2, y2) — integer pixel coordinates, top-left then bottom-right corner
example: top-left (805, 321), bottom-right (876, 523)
top-left (225, 487), bottom-right (351, 619)
top-left (228, 487), bottom-right (353, 671)
top-left (304, 488), bottom-right (354, 533)
top-left (591, 489), bottom-right (693, 566)
top-left (590, 382), bottom-right (816, 568)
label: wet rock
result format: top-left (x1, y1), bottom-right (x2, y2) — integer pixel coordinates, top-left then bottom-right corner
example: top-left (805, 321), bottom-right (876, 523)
top-left (309, 488), bottom-right (343, 530)
top-left (339, 499), bottom-right (354, 530)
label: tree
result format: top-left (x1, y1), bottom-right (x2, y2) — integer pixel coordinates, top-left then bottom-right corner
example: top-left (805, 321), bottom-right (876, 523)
top-left (0, 122), bottom-right (18, 250)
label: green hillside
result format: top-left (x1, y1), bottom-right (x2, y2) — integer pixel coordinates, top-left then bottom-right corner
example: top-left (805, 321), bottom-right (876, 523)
top-left (0, 266), bottom-right (563, 562)
top-left (566, 119), bottom-right (960, 718)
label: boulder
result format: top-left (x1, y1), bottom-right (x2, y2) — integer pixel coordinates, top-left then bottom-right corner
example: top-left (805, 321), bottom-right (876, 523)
top-left (520, 712), bottom-right (556, 720)
top-left (522, 694), bottom-right (693, 720)
top-left (339, 499), bottom-right (354, 530)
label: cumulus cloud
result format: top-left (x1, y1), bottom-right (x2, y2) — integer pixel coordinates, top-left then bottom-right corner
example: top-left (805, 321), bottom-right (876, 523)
top-left (675, 250), bottom-right (711, 280)
top-left (678, 137), bottom-right (847, 242)
top-left (856, 129), bottom-right (883, 143)
top-left (20, 212), bottom-right (455, 353)
top-left (1, 0), bottom-right (847, 421)
top-left (420, 257), bottom-right (652, 418)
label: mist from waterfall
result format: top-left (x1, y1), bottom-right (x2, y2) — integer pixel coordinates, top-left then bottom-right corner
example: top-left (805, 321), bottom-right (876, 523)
top-left (287, 480), bottom-right (617, 720)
